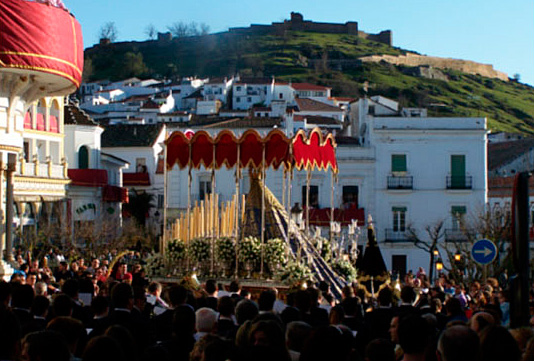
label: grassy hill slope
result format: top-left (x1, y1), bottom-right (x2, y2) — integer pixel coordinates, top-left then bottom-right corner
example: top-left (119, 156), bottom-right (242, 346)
top-left (84, 31), bottom-right (534, 134)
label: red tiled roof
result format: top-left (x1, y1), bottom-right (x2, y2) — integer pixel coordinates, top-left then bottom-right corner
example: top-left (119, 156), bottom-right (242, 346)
top-left (292, 82), bottom-right (330, 91)
top-left (141, 100), bottom-right (160, 109)
top-left (488, 138), bottom-right (534, 171)
top-left (68, 169), bottom-right (108, 187)
top-left (123, 172), bottom-right (151, 186)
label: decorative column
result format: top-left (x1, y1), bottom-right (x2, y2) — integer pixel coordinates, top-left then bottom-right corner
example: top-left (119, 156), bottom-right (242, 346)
top-left (5, 153), bottom-right (16, 263)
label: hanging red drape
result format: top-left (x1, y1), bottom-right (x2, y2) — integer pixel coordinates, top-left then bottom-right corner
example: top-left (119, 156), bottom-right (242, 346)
top-left (165, 127), bottom-right (337, 173)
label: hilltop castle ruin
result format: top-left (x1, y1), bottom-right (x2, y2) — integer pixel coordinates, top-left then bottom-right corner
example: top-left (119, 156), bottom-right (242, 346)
top-left (229, 12), bottom-right (392, 46)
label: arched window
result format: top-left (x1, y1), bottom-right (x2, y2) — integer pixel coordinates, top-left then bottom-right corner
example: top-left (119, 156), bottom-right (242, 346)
top-left (78, 145), bottom-right (89, 169)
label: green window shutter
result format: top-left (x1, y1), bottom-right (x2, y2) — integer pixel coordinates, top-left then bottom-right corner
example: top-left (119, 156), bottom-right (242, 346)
top-left (78, 145), bottom-right (89, 169)
top-left (451, 155), bottom-right (466, 188)
top-left (392, 154), bottom-right (407, 172)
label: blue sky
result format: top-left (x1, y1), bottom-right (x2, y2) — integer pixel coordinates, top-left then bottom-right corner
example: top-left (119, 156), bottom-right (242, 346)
top-left (64, 0), bottom-right (533, 86)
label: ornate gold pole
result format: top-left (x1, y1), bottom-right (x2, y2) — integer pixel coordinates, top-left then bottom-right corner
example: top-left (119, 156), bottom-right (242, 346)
top-left (260, 142), bottom-right (266, 277)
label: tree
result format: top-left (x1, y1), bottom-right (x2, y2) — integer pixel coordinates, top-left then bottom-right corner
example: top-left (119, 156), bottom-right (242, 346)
top-left (123, 190), bottom-right (155, 228)
top-left (513, 73), bottom-right (521, 82)
top-left (119, 52), bottom-right (148, 78)
top-left (167, 21), bottom-right (189, 38)
top-left (99, 22), bottom-right (118, 42)
top-left (145, 24), bottom-right (157, 40)
top-left (199, 23), bottom-right (210, 36)
top-left (408, 220), bottom-right (445, 284)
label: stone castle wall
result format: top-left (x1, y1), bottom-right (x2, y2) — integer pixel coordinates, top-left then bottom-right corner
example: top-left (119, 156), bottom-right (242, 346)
top-left (359, 53), bottom-right (508, 81)
top-left (229, 12), bottom-right (392, 46)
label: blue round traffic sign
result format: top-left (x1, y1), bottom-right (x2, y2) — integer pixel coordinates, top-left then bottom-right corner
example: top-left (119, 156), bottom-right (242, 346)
top-left (471, 239), bottom-right (498, 265)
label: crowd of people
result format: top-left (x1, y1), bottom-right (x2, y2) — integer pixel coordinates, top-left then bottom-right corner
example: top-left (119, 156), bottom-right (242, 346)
top-left (0, 252), bottom-right (533, 361)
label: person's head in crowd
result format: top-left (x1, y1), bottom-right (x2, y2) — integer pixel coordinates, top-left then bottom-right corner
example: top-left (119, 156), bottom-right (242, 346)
top-left (430, 298), bottom-right (442, 314)
top-left (26, 272), bottom-right (38, 288)
top-left (34, 281), bottom-right (47, 296)
top-left (240, 289), bottom-right (251, 299)
top-left (258, 290), bottom-right (276, 313)
top-left (196, 307), bottom-right (218, 335)
top-left (469, 311), bottom-right (495, 334)
top-left (389, 315), bottom-right (400, 344)
top-left (480, 303), bottom-right (503, 325)
top-left (70, 261), bottom-right (79, 275)
top-left (147, 281), bottom-right (163, 297)
top-left (248, 320), bottom-right (290, 361)
top-left (172, 305), bottom-right (196, 336)
top-left (61, 279), bottom-right (79, 300)
top-left (111, 282), bottom-right (134, 310)
top-left (166, 284), bottom-right (187, 308)
top-left (31, 295), bottom-right (50, 319)
top-left (437, 325), bottom-right (479, 361)
top-left (300, 325), bottom-right (352, 361)
top-left (318, 281), bottom-right (330, 294)
top-left (329, 305), bottom-right (345, 325)
top-left (11, 283), bottom-right (34, 310)
top-left (22, 330), bottom-right (70, 361)
top-left (191, 334), bottom-right (220, 361)
top-left (342, 296), bottom-right (361, 318)
top-left (82, 335), bottom-right (125, 361)
top-left (445, 297), bottom-right (463, 316)
top-left (90, 258), bottom-right (100, 271)
top-left (295, 290), bottom-right (311, 313)
top-left (341, 285), bottom-right (354, 299)
top-left (205, 279), bottom-right (217, 296)
top-left (91, 295), bottom-right (109, 318)
top-left (378, 286), bottom-right (393, 307)
top-left (46, 316), bottom-right (85, 357)
top-left (235, 299), bottom-right (259, 325)
top-left (509, 327), bottom-right (534, 354)
top-left (480, 326), bottom-right (521, 361)
top-left (365, 338), bottom-right (395, 361)
top-left (286, 321), bottom-right (312, 354)
top-left (0, 281), bottom-right (12, 306)
top-left (122, 272), bottom-right (133, 285)
top-left (52, 294), bottom-right (73, 317)
top-left (307, 287), bottom-right (322, 307)
top-left (400, 285), bottom-right (416, 305)
top-left (229, 280), bottom-right (240, 293)
top-left (10, 272), bottom-right (23, 284)
top-left (132, 285), bottom-right (146, 311)
top-left (0, 307), bottom-right (21, 361)
top-left (218, 296), bottom-right (235, 318)
top-left (203, 335), bottom-right (236, 361)
top-left (397, 315), bottom-right (430, 359)
top-left (105, 325), bottom-right (137, 361)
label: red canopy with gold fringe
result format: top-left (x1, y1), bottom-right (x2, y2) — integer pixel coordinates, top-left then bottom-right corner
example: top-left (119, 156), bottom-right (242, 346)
top-left (165, 128), bottom-right (338, 172)
top-left (0, 0), bottom-right (84, 88)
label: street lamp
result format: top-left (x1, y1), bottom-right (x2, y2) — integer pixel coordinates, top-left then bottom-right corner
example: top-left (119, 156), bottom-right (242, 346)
top-left (436, 258), bottom-right (443, 272)
top-left (433, 248), bottom-right (439, 257)
top-left (454, 252), bottom-right (461, 262)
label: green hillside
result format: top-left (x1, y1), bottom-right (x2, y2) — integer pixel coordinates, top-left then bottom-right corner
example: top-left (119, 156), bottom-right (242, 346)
top-left (84, 31), bottom-right (534, 134)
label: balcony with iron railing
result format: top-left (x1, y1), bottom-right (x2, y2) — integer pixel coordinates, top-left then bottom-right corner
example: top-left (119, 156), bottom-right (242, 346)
top-left (384, 228), bottom-right (412, 242)
top-left (446, 176), bottom-right (473, 190)
top-left (387, 175), bottom-right (413, 190)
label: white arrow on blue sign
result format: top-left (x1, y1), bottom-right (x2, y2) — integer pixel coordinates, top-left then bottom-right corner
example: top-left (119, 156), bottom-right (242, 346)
top-left (471, 239), bottom-right (498, 265)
